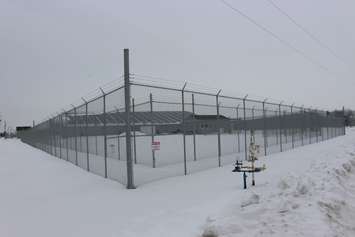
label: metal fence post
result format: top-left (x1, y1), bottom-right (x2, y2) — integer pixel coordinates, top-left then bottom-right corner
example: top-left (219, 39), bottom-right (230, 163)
top-left (327, 113), bottom-right (330, 138)
top-left (74, 106), bottom-right (78, 166)
top-left (49, 118), bottom-right (53, 155)
top-left (343, 106), bottom-right (346, 135)
top-left (216, 90), bottom-right (222, 167)
top-left (64, 111), bottom-right (69, 161)
top-left (302, 105), bottom-right (306, 146)
top-left (56, 114), bottom-right (63, 159)
top-left (308, 109), bottom-right (312, 144)
top-left (321, 111), bottom-right (325, 141)
top-left (53, 118), bottom-right (57, 157)
top-left (236, 105), bottom-right (240, 153)
top-left (262, 99), bottom-right (267, 156)
top-left (243, 95), bottom-right (248, 161)
top-left (192, 94), bottom-right (197, 161)
top-left (275, 110), bottom-right (278, 145)
top-left (291, 104), bottom-right (294, 149)
top-left (182, 83), bottom-right (187, 175)
top-left (283, 111), bottom-right (287, 144)
top-left (279, 102), bottom-right (283, 152)
top-left (101, 89), bottom-right (108, 178)
top-left (150, 93), bottom-right (156, 168)
top-left (94, 118), bottom-right (98, 156)
top-left (83, 98), bottom-right (90, 172)
top-left (124, 48), bottom-right (135, 189)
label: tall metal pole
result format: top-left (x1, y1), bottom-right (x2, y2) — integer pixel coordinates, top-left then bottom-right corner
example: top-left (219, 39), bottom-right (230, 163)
top-left (308, 108), bottom-right (312, 144)
top-left (101, 88), bottom-right (108, 178)
top-left (275, 111), bottom-right (278, 145)
top-left (279, 102), bottom-right (283, 152)
top-left (262, 99), bottom-right (267, 156)
top-left (192, 94), bottom-right (197, 161)
top-left (327, 113), bottom-right (329, 140)
top-left (301, 106), bottom-right (304, 146)
top-left (124, 48), bottom-right (135, 189)
top-left (53, 117), bottom-right (57, 157)
top-left (216, 89), bottom-right (222, 167)
top-left (243, 95), bottom-right (248, 161)
top-left (150, 93), bottom-right (155, 168)
top-left (284, 111), bottom-right (287, 144)
top-left (82, 98), bottom-right (90, 172)
top-left (343, 106), bottom-right (346, 135)
top-left (74, 106), bottom-right (78, 166)
top-left (315, 109), bottom-right (319, 143)
top-left (57, 115), bottom-right (62, 159)
top-left (64, 110), bottom-right (69, 161)
top-left (95, 118), bottom-right (98, 155)
top-left (182, 83), bottom-right (187, 175)
top-left (236, 105), bottom-right (240, 153)
top-left (291, 104), bottom-right (294, 149)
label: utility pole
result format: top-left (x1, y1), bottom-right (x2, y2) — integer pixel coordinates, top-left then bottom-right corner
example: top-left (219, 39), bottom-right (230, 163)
top-left (124, 48), bottom-right (135, 189)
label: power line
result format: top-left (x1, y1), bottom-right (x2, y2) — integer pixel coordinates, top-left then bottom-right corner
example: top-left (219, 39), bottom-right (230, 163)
top-left (265, 0), bottom-right (347, 66)
top-left (217, 0), bottom-right (334, 75)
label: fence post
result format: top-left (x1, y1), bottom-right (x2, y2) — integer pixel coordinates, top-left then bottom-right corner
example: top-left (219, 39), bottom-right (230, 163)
top-left (53, 118), bottom-right (57, 157)
top-left (64, 111), bottom-right (69, 161)
top-left (57, 115), bottom-right (62, 159)
top-left (243, 95), bottom-right (248, 161)
top-left (262, 99), bottom-right (267, 156)
top-left (82, 98), bottom-right (90, 172)
top-left (192, 94), bottom-right (197, 161)
top-left (236, 105), bottom-right (240, 153)
top-left (279, 102), bottom-right (283, 152)
top-left (100, 88), bottom-right (108, 178)
top-left (308, 109), bottom-right (312, 144)
top-left (124, 48), bottom-right (135, 189)
top-left (49, 118), bottom-right (53, 155)
top-left (50, 119), bottom-right (53, 155)
top-left (216, 89), bottom-right (222, 167)
top-left (301, 106), bottom-right (305, 146)
top-left (284, 111), bottom-right (287, 144)
top-left (275, 111), bottom-right (278, 145)
top-left (327, 112), bottom-right (330, 138)
top-left (182, 83), bottom-right (187, 175)
top-left (291, 104), bottom-right (294, 149)
top-left (150, 93), bottom-right (156, 168)
top-left (343, 106), bottom-right (346, 135)
top-left (73, 106), bottom-right (78, 166)
top-left (321, 110), bottom-right (325, 141)
top-left (315, 109), bottom-right (320, 143)
top-left (132, 98), bottom-right (137, 164)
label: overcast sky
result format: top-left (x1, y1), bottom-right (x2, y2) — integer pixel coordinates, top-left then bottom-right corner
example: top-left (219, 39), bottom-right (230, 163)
top-left (1, 0), bottom-right (355, 130)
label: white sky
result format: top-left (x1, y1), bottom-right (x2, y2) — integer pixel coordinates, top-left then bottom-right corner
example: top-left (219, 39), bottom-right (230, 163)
top-left (1, 0), bottom-right (355, 130)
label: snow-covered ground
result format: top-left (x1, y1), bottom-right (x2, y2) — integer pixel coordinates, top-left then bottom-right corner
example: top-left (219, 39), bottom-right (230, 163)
top-left (1, 128), bottom-right (355, 237)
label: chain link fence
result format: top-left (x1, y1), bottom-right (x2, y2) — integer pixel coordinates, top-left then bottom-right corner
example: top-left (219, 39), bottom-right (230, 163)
top-left (18, 78), bottom-right (346, 187)
top-left (17, 51), bottom-right (346, 188)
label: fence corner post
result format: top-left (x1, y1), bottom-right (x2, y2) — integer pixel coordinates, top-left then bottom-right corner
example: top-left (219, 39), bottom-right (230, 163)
top-left (124, 48), bottom-right (135, 189)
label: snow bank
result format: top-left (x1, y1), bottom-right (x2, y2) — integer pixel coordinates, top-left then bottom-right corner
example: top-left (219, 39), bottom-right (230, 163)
top-left (1, 128), bottom-right (355, 237)
top-left (200, 128), bottom-right (355, 237)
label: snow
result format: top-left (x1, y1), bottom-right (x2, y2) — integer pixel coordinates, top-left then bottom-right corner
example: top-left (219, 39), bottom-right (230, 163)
top-left (1, 128), bottom-right (355, 237)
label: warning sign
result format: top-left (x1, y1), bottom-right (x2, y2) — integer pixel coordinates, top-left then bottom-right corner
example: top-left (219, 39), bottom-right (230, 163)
top-left (152, 141), bottom-right (160, 151)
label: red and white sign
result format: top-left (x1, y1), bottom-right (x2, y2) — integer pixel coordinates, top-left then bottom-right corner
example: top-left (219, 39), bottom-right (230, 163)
top-left (152, 141), bottom-right (160, 151)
